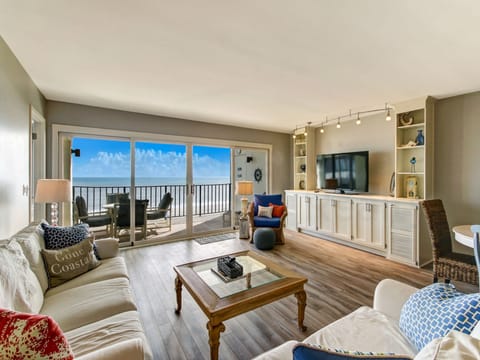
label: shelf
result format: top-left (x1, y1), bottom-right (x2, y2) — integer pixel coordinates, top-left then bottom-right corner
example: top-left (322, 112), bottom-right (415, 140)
top-left (397, 123), bottom-right (424, 130)
top-left (295, 156), bottom-right (307, 159)
top-left (295, 172), bottom-right (307, 176)
top-left (396, 145), bottom-right (424, 150)
top-left (397, 172), bottom-right (424, 175)
top-left (295, 141), bottom-right (306, 145)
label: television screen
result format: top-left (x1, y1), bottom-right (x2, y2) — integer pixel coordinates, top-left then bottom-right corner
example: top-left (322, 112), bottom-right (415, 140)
top-left (316, 151), bottom-right (369, 193)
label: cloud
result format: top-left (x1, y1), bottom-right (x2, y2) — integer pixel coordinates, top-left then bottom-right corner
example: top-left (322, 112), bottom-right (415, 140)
top-left (73, 148), bottom-right (229, 179)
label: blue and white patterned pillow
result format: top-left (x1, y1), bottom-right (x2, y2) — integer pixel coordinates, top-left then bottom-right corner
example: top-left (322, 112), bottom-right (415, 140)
top-left (41, 223), bottom-right (90, 250)
top-left (399, 282), bottom-right (480, 351)
top-left (292, 344), bottom-right (412, 359)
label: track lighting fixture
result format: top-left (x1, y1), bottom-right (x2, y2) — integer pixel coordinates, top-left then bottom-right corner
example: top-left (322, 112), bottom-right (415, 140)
top-left (336, 118), bottom-right (341, 129)
top-left (356, 113), bottom-right (361, 125)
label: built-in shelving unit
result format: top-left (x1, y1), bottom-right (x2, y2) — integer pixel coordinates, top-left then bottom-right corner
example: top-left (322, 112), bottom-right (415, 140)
top-left (293, 126), bottom-right (316, 190)
top-left (394, 97), bottom-right (435, 200)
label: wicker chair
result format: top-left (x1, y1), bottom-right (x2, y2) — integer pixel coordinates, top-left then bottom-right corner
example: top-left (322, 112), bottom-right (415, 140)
top-left (420, 199), bottom-right (478, 284)
top-left (247, 194), bottom-right (288, 244)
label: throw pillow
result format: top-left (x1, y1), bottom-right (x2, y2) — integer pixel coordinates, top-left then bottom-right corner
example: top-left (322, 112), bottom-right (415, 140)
top-left (41, 223), bottom-right (90, 250)
top-left (0, 241), bottom-right (44, 314)
top-left (41, 238), bottom-right (100, 288)
top-left (269, 203), bottom-right (286, 217)
top-left (414, 330), bottom-right (480, 360)
top-left (292, 344), bottom-right (412, 359)
top-left (399, 282), bottom-right (480, 351)
top-left (0, 308), bottom-right (74, 360)
top-left (257, 205), bottom-right (273, 218)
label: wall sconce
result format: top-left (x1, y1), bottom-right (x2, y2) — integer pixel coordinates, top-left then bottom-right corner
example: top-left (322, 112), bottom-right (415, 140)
top-left (71, 148), bottom-right (81, 157)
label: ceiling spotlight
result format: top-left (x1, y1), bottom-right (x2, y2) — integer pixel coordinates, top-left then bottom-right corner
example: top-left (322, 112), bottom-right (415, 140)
top-left (385, 104), bottom-right (392, 121)
top-left (292, 134), bottom-right (296, 139)
top-left (336, 117), bottom-right (341, 129)
top-left (356, 113), bottom-right (361, 125)
top-left (320, 122), bottom-right (325, 133)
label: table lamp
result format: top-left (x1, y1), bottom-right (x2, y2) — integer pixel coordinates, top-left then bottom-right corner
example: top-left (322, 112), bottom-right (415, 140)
top-left (35, 179), bottom-right (72, 226)
top-left (236, 181), bottom-right (253, 218)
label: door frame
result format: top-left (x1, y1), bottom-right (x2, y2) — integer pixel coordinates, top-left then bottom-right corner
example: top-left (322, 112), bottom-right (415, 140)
top-left (52, 124), bottom-right (272, 242)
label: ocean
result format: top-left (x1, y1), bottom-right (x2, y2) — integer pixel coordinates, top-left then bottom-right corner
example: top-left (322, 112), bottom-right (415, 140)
top-left (73, 176), bottom-right (230, 187)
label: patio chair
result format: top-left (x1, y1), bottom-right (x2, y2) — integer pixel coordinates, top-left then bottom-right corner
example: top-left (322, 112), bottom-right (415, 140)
top-left (247, 194), bottom-right (287, 244)
top-left (74, 196), bottom-right (114, 236)
top-left (115, 199), bottom-right (149, 239)
top-left (147, 192), bottom-right (173, 232)
top-left (421, 199), bottom-right (477, 284)
top-left (106, 192), bottom-right (129, 204)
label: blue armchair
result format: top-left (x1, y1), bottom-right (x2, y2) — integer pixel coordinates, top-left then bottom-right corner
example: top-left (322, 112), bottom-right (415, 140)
top-left (247, 194), bottom-right (287, 244)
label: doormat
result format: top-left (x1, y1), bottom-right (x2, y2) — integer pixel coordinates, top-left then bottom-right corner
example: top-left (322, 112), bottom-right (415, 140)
top-left (195, 232), bottom-right (237, 245)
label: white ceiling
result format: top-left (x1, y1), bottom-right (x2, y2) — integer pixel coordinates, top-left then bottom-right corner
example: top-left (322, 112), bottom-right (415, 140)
top-left (1, 0), bottom-right (480, 133)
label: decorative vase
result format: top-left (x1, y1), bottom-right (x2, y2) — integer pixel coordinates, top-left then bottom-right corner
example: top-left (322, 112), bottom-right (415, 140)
top-left (300, 164), bottom-right (306, 172)
top-left (415, 129), bottom-right (424, 146)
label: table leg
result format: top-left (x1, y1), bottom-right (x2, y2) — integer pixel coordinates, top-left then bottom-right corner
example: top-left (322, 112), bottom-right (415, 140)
top-left (207, 321), bottom-right (225, 360)
top-left (174, 276), bottom-right (182, 314)
top-left (295, 290), bottom-right (307, 331)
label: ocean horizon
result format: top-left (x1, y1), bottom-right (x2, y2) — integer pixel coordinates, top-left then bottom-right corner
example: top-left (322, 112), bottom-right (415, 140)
top-left (73, 176), bottom-right (231, 187)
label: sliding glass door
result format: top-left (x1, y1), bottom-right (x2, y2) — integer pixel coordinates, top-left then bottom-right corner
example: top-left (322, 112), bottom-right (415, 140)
top-left (192, 145), bottom-right (232, 234)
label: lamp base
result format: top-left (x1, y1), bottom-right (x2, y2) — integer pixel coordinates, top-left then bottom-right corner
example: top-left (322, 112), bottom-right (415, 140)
top-left (50, 202), bottom-right (59, 226)
top-left (239, 217), bottom-right (249, 239)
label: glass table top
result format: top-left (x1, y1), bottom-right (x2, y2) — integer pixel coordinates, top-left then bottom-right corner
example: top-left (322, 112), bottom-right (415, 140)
top-left (191, 255), bottom-right (284, 298)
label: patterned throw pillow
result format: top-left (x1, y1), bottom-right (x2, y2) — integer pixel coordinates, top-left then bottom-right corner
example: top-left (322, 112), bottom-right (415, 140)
top-left (41, 238), bottom-right (100, 288)
top-left (41, 223), bottom-right (90, 249)
top-left (257, 205), bottom-right (273, 218)
top-left (399, 282), bottom-right (480, 351)
top-left (292, 344), bottom-right (412, 359)
top-left (0, 309), bottom-right (74, 360)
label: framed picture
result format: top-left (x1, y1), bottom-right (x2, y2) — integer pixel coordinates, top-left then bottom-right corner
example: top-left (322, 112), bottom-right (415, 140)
top-left (405, 176), bottom-right (418, 199)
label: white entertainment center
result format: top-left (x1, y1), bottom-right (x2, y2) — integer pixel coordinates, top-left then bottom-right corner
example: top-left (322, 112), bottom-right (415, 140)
top-left (286, 97), bottom-right (434, 267)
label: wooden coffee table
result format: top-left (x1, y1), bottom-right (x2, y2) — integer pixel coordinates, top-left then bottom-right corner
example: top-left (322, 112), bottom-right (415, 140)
top-left (173, 250), bottom-right (307, 360)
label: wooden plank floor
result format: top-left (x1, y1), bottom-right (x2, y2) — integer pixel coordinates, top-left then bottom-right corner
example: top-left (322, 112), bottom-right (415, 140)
top-left (121, 229), bottom-right (477, 360)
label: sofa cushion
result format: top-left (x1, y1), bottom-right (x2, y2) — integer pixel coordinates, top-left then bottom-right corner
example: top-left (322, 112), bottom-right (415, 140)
top-left (41, 277), bottom-right (137, 332)
top-left (65, 310), bottom-right (152, 360)
top-left (46, 257), bottom-right (129, 297)
top-left (304, 307), bottom-right (416, 357)
top-left (251, 340), bottom-right (299, 360)
top-left (399, 283), bottom-right (480, 351)
top-left (11, 222), bottom-right (49, 293)
top-left (0, 240), bottom-right (44, 313)
top-left (254, 216), bottom-right (281, 228)
top-left (292, 343), bottom-right (412, 359)
top-left (42, 222), bottom-right (90, 249)
top-left (0, 308), bottom-right (74, 360)
top-left (41, 237), bottom-right (101, 288)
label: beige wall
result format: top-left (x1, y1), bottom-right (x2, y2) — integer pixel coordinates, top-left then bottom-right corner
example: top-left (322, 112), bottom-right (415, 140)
top-left (46, 101), bottom-right (291, 195)
top-left (315, 112), bottom-right (395, 195)
top-left (435, 92), bottom-right (480, 252)
top-left (0, 37), bottom-right (46, 238)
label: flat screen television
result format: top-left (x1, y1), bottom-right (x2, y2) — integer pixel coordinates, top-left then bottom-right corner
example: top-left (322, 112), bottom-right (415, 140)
top-left (316, 151), bottom-right (369, 193)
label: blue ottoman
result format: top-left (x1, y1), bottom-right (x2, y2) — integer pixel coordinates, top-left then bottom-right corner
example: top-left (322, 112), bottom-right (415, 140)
top-left (253, 228), bottom-right (276, 250)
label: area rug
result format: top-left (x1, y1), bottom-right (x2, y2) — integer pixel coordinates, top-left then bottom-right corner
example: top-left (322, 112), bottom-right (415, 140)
top-left (195, 232), bottom-right (237, 245)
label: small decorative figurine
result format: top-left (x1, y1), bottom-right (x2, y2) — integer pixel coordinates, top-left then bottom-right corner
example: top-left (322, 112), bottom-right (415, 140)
top-left (410, 157), bottom-right (416, 173)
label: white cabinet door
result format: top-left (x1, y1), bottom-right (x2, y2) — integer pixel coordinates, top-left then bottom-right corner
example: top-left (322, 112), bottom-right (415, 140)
top-left (333, 197), bottom-right (352, 241)
top-left (298, 194), bottom-right (317, 231)
top-left (285, 192), bottom-right (297, 231)
top-left (317, 196), bottom-right (334, 234)
top-left (387, 202), bottom-right (418, 266)
top-left (352, 200), bottom-right (386, 249)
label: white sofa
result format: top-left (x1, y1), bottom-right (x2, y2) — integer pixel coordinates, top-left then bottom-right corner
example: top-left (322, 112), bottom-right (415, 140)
top-left (0, 223), bottom-right (152, 360)
top-left (253, 279), bottom-right (480, 360)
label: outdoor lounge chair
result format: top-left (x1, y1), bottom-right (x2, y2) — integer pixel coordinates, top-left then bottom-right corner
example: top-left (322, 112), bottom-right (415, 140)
top-left (147, 192), bottom-right (173, 232)
top-left (74, 196), bottom-right (114, 235)
top-left (115, 199), bottom-right (149, 239)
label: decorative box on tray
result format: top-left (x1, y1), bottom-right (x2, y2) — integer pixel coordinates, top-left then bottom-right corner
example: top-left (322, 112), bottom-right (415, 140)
top-left (217, 256), bottom-right (243, 278)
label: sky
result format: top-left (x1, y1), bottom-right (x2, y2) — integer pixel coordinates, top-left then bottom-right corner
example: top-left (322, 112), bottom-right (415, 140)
top-left (72, 138), bottom-right (231, 179)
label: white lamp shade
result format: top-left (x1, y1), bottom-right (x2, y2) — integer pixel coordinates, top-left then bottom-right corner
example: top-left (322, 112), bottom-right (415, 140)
top-left (35, 179), bottom-right (72, 203)
top-left (236, 181), bottom-right (253, 196)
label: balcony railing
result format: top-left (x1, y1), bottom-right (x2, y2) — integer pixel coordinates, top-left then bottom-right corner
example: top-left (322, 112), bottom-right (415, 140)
top-left (72, 183), bottom-right (232, 218)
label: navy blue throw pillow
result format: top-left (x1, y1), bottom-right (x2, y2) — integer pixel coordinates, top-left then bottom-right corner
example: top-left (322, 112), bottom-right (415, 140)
top-left (41, 223), bottom-right (90, 250)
